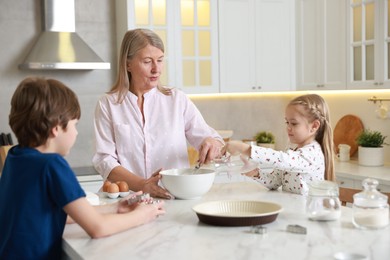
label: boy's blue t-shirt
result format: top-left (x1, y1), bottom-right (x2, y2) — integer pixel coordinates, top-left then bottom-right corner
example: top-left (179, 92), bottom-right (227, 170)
top-left (0, 146), bottom-right (86, 259)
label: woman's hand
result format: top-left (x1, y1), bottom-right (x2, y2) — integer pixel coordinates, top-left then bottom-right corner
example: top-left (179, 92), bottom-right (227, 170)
top-left (142, 169), bottom-right (173, 199)
top-left (198, 137), bottom-right (224, 165)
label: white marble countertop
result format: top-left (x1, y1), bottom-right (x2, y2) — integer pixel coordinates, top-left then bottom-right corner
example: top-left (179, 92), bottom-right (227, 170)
top-left (63, 175), bottom-right (390, 260)
top-left (335, 160), bottom-right (390, 186)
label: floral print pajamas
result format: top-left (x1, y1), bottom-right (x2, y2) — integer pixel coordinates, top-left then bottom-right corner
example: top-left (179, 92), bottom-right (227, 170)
top-left (251, 141), bottom-right (325, 195)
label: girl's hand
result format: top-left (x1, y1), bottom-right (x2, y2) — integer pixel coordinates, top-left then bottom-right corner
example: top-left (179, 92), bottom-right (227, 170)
top-left (243, 168), bottom-right (260, 178)
top-left (225, 141), bottom-right (251, 157)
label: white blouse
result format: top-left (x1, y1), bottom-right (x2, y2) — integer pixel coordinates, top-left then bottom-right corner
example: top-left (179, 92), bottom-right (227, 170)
top-left (251, 141), bottom-right (325, 195)
top-left (92, 88), bottom-right (222, 180)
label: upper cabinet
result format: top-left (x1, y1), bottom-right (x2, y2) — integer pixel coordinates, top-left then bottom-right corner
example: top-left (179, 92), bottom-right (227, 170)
top-left (115, 0), bottom-right (219, 94)
top-left (116, 0), bottom-right (389, 94)
top-left (346, 0), bottom-right (390, 89)
top-left (218, 0), bottom-right (296, 93)
top-left (296, 0), bottom-right (346, 90)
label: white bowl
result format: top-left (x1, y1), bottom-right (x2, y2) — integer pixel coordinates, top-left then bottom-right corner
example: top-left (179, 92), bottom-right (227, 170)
top-left (160, 168), bottom-right (215, 199)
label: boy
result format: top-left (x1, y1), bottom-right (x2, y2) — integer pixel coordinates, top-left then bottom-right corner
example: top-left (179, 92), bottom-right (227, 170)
top-left (0, 77), bottom-right (165, 259)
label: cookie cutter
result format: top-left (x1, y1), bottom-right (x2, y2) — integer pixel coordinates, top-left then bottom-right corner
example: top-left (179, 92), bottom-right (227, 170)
top-left (251, 225), bottom-right (267, 234)
top-left (127, 193), bottom-right (160, 205)
top-left (127, 193), bottom-right (149, 204)
top-left (286, 224), bottom-right (307, 235)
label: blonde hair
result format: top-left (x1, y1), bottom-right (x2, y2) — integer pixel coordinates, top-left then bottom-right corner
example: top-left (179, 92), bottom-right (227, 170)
top-left (288, 94), bottom-right (335, 181)
top-left (110, 28), bottom-right (171, 103)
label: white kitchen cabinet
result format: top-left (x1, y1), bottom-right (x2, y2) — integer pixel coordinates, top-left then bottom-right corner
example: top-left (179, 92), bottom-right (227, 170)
top-left (79, 181), bottom-right (103, 193)
top-left (346, 0), bottom-right (390, 89)
top-left (296, 0), bottom-right (346, 90)
top-left (77, 175), bottom-right (103, 193)
top-left (218, 0), bottom-right (295, 93)
top-left (377, 183), bottom-right (390, 193)
top-left (337, 175), bottom-right (390, 193)
top-left (336, 176), bottom-right (356, 188)
top-left (115, 0), bottom-right (219, 94)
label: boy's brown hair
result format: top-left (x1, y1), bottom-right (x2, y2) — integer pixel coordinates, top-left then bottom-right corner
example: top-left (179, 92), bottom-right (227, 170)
top-left (9, 77), bottom-right (81, 147)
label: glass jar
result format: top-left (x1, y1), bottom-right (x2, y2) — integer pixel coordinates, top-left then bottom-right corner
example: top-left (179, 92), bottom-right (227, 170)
top-left (306, 180), bottom-right (341, 221)
top-left (213, 154), bottom-right (259, 175)
top-left (352, 178), bottom-right (389, 229)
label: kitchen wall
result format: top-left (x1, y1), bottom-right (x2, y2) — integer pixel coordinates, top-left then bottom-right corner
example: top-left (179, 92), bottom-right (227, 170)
top-left (0, 0), bottom-right (116, 167)
top-left (1, 0), bottom-right (389, 170)
top-left (192, 91), bottom-right (390, 163)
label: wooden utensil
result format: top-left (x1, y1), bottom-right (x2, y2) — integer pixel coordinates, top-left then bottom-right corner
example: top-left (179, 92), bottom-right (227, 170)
top-left (333, 114), bottom-right (364, 156)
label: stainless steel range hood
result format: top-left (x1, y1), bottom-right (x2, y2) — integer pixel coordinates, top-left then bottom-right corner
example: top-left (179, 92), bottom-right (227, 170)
top-left (19, 0), bottom-right (110, 70)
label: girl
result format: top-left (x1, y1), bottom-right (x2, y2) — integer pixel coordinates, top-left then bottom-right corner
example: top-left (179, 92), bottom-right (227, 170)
top-left (225, 94), bottom-right (335, 195)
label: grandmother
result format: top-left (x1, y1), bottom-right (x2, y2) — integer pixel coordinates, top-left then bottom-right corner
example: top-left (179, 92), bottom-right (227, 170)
top-left (93, 29), bottom-right (224, 199)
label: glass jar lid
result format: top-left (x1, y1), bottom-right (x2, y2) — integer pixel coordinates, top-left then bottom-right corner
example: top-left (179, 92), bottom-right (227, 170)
top-left (308, 180), bottom-right (339, 197)
top-left (353, 178), bottom-right (389, 207)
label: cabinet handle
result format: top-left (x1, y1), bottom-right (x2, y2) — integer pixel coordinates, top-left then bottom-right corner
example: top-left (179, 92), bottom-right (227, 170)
top-left (340, 181), bottom-right (345, 185)
top-left (374, 82), bottom-right (379, 86)
top-left (257, 86), bottom-right (262, 90)
top-left (252, 86), bottom-right (256, 90)
top-left (317, 84), bottom-right (324, 88)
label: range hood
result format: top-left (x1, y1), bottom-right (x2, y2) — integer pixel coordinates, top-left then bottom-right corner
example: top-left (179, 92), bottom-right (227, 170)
top-left (19, 0), bottom-right (110, 70)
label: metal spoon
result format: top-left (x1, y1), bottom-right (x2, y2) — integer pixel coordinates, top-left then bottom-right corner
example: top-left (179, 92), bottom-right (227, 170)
top-left (192, 162), bottom-right (201, 174)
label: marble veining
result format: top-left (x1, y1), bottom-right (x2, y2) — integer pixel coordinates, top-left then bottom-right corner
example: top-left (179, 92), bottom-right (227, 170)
top-left (63, 175), bottom-right (390, 260)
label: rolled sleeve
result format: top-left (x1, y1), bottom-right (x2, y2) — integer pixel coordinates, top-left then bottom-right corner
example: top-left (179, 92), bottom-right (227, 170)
top-left (92, 95), bottom-right (121, 180)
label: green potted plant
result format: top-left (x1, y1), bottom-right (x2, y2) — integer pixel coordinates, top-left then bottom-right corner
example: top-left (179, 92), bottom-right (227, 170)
top-left (356, 129), bottom-right (387, 166)
top-left (254, 131), bottom-right (275, 149)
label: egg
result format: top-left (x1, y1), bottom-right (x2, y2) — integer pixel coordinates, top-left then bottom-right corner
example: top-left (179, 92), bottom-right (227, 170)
top-left (107, 183), bottom-right (119, 193)
top-left (117, 181), bottom-right (129, 192)
top-left (102, 181), bottom-right (111, 192)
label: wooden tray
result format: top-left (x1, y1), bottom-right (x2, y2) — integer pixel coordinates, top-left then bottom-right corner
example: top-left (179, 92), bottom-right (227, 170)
top-left (333, 115), bottom-right (364, 156)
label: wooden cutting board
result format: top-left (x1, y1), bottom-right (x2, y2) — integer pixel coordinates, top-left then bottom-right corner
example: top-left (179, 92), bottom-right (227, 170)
top-left (333, 114), bottom-right (364, 156)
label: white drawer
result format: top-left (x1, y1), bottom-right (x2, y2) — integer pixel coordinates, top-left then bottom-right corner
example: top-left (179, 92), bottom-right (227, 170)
top-left (337, 177), bottom-right (355, 188)
top-left (79, 180), bottom-right (103, 193)
top-left (377, 184), bottom-right (390, 193)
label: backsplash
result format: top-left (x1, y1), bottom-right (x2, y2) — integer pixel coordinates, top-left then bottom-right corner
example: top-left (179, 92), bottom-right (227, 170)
top-left (191, 90), bottom-right (390, 164)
